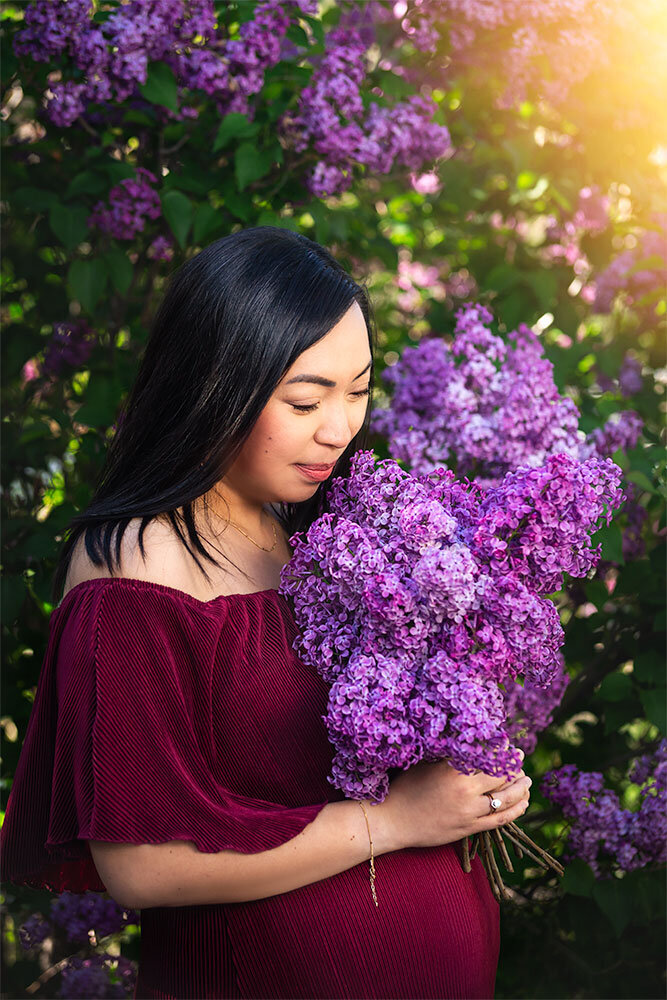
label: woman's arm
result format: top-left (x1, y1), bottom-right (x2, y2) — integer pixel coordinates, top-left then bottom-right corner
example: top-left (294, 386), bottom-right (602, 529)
top-left (89, 797), bottom-right (400, 909)
top-left (90, 761), bottom-right (531, 909)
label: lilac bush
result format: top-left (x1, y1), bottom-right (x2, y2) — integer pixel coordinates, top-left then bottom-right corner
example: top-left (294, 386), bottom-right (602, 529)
top-left (15, 0), bottom-right (449, 196)
top-left (279, 448), bottom-right (625, 801)
top-left (541, 740), bottom-right (667, 876)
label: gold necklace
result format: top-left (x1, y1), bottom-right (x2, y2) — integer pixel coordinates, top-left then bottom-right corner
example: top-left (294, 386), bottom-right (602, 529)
top-left (227, 516), bottom-right (277, 552)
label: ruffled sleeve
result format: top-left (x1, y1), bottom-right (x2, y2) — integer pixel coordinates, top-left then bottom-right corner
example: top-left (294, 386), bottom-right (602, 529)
top-left (0, 581), bottom-right (329, 894)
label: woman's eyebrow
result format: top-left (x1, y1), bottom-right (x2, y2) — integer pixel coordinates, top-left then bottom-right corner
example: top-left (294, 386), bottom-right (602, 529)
top-left (285, 359), bottom-right (372, 388)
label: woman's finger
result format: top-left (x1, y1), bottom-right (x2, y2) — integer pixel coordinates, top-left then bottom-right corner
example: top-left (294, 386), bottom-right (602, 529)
top-left (476, 775), bottom-right (531, 819)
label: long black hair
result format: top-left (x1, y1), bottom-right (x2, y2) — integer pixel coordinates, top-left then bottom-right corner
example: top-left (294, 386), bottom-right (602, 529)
top-left (51, 226), bottom-right (378, 604)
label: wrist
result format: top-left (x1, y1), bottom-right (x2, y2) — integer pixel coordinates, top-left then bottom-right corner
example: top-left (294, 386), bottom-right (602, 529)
top-left (366, 794), bottom-right (406, 854)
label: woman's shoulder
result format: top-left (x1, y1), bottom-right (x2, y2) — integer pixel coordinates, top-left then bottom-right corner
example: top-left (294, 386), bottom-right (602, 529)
top-left (62, 515), bottom-right (192, 602)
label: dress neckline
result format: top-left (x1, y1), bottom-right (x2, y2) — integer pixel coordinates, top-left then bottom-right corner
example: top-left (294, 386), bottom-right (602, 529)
top-left (55, 576), bottom-right (282, 613)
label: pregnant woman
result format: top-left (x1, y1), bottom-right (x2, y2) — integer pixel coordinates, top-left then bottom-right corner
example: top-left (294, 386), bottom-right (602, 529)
top-left (1, 226), bottom-right (531, 999)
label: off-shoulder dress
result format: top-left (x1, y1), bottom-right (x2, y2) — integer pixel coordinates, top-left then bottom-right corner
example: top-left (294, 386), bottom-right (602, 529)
top-left (0, 576), bottom-right (500, 999)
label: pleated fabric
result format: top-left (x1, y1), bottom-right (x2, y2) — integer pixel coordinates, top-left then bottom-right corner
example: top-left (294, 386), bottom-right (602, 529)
top-left (0, 576), bottom-right (499, 999)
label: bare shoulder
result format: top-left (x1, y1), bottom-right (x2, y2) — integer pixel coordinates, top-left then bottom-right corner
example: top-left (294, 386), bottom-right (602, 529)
top-left (62, 516), bottom-right (194, 599)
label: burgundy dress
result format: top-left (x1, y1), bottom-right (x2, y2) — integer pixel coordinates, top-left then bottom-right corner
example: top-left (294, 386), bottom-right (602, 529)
top-left (1, 576), bottom-right (500, 999)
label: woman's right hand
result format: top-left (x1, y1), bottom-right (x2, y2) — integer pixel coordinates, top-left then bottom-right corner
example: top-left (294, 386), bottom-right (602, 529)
top-left (377, 755), bottom-right (532, 851)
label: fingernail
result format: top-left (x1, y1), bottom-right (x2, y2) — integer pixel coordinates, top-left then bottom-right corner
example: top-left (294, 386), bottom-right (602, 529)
top-left (525, 777), bottom-right (532, 787)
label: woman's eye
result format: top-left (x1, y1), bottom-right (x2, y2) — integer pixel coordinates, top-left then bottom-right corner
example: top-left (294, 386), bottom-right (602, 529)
top-left (291, 387), bottom-right (370, 414)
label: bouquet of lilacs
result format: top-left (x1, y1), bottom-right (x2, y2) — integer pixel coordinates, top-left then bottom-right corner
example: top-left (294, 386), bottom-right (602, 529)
top-left (280, 448), bottom-right (626, 896)
top-left (370, 302), bottom-right (643, 485)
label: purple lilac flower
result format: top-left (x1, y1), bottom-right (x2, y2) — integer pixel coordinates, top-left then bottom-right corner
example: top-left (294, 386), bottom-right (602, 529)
top-left (282, 24), bottom-right (452, 196)
top-left (503, 655), bottom-right (570, 754)
top-left (15, 0), bottom-right (317, 125)
top-left (89, 168), bottom-right (161, 241)
top-left (280, 448), bottom-right (625, 801)
top-left (42, 320), bottom-right (96, 375)
top-left (50, 891), bottom-right (138, 945)
top-left (58, 953), bottom-right (136, 999)
top-left (592, 213), bottom-right (667, 314)
top-left (618, 355), bottom-right (643, 397)
top-left (372, 301), bottom-right (644, 487)
top-left (372, 302), bottom-right (584, 483)
top-left (542, 741), bottom-right (667, 876)
top-left (19, 912), bottom-right (51, 951)
top-left (580, 410), bottom-right (644, 461)
top-left (147, 235), bottom-right (175, 261)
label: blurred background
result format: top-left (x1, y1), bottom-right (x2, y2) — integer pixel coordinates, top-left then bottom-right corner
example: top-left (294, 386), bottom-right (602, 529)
top-left (1, 1), bottom-right (665, 996)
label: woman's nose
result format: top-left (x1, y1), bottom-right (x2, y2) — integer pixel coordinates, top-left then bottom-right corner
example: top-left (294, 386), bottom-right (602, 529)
top-left (314, 405), bottom-right (355, 448)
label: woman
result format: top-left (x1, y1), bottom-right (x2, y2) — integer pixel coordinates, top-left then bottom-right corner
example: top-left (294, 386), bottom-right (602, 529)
top-left (1, 227), bottom-right (531, 999)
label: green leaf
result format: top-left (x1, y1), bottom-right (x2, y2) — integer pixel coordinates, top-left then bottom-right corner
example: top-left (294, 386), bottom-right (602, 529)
top-left (235, 142), bottom-right (274, 190)
top-left (593, 877), bottom-right (631, 937)
top-left (626, 470), bottom-right (658, 495)
top-left (138, 61), bottom-right (179, 112)
top-left (604, 700), bottom-right (632, 735)
top-left (103, 162), bottom-right (136, 184)
top-left (561, 858), bottom-right (596, 898)
top-left (590, 521), bottom-right (624, 565)
top-left (213, 113), bottom-right (260, 152)
top-left (74, 376), bottom-right (123, 428)
top-left (286, 23), bottom-right (310, 47)
top-left (599, 672), bottom-right (633, 702)
top-left (192, 202), bottom-right (221, 244)
top-left (67, 258), bottom-right (108, 313)
top-left (49, 203), bottom-right (89, 249)
top-left (639, 686), bottom-right (667, 733)
top-left (302, 14), bottom-right (325, 46)
top-left (103, 248), bottom-right (133, 295)
top-left (160, 189), bottom-right (193, 249)
top-left (585, 580), bottom-right (609, 609)
top-left (65, 170), bottom-right (107, 199)
top-left (634, 650), bottom-right (666, 685)
top-left (11, 186), bottom-right (58, 212)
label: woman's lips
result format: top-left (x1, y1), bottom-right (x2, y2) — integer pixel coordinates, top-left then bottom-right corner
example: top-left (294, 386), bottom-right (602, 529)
top-left (294, 463), bottom-right (335, 482)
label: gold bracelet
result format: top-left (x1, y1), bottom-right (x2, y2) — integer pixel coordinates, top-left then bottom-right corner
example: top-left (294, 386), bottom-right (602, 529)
top-left (358, 800), bottom-right (378, 907)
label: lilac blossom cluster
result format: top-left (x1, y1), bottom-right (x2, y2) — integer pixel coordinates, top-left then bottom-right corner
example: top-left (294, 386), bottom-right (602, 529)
top-left (49, 890), bottom-right (137, 945)
top-left (541, 740), bottom-right (667, 875)
top-left (596, 353), bottom-right (644, 398)
top-left (503, 654), bottom-right (570, 754)
top-left (18, 893), bottom-right (138, 995)
top-left (88, 168), bottom-right (161, 241)
top-left (367, 0), bottom-right (659, 113)
top-left (58, 953), bottom-right (136, 998)
top-left (42, 319), bottom-right (96, 376)
top-left (371, 303), bottom-right (584, 484)
top-left (147, 235), bottom-right (175, 262)
top-left (14, 0), bottom-right (317, 127)
top-left (579, 410), bottom-right (644, 462)
top-left (279, 448), bottom-right (624, 801)
top-left (20, 891), bottom-right (137, 952)
top-left (393, 251), bottom-right (477, 317)
top-left (592, 214), bottom-right (667, 315)
top-left (281, 25), bottom-right (451, 196)
top-left (371, 302), bottom-right (643, 486)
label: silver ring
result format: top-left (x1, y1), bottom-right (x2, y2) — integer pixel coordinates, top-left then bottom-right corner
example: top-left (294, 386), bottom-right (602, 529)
top-left (485, 792), bottom-right (502, 814)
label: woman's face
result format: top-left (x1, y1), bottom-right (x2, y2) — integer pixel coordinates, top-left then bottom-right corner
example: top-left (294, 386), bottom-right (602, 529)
top-left (224, 300), bottom-right (373, 506)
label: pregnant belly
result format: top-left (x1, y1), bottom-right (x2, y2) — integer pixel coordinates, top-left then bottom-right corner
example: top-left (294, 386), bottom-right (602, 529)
top-left (136, 843), bottom-right (499, 1000)
top-left (226, 841), bottom-right (500, 1000)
